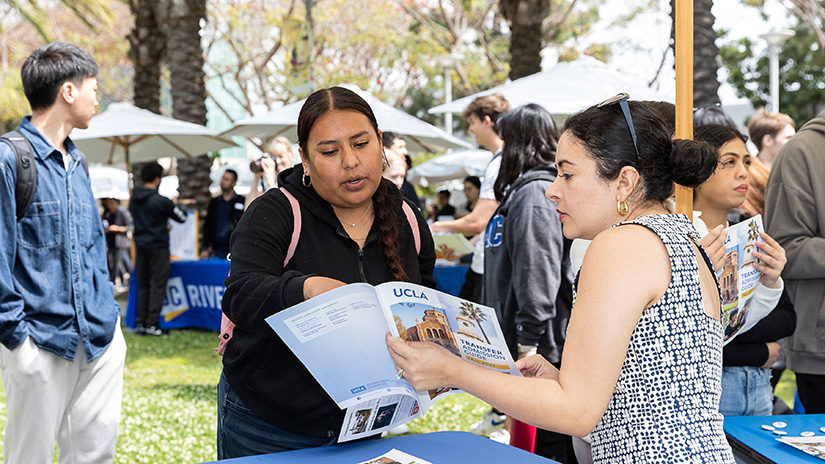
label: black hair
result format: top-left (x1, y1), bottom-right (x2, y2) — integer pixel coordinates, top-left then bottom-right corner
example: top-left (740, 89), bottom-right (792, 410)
top-left (493, 104), bottom-right (560, 201)
top-left (141, 162), bottom-right (164, 183)
top-left (693, 105), bottom-right (739, 130)
top-left (464, 175), bottom-right (481, 189)
top-left (563, 100), bottom-right (718, 203)
top-left (382, 131), bottom-right (403, 148)
top-left (646, 101), bottom-right (676, 137)
top-left (694, 124), bottom-right (748, 151)
top-left (297, 87), bottom-right (409, 281)
top-left (224, 169), bottom-right (239, 182)
top-left (438, 190), bottom-right (451, 198)
top-left (21, 42), bottom-right (99, 111)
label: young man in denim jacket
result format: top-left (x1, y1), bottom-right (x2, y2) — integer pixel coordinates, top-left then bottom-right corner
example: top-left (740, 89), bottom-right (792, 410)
top-left (0, 42), bottom-right (126, 463)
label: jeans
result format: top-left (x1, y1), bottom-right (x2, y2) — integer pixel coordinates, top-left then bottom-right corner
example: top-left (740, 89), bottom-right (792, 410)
top-left (217, 372), bottom-right (336, 459)
top-left (719, 366), bottom-right (773, 416)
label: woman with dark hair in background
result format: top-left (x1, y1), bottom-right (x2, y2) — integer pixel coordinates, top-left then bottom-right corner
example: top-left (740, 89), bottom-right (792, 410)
top-left (218, 87), bottom-right (436, 458)
top-left (484, 104), bottom-right (576, 462)
top-left (387, 96), bottom-right (735, 463)
top-left (691, 124), bottom-right (793, 417)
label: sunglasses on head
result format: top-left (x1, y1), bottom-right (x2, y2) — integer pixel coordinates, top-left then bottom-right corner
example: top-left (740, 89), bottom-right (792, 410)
top-left (597, 93), bottom-right (640, 166)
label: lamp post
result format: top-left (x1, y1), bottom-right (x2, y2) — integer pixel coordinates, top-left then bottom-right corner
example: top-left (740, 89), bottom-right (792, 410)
top-left (758, 30), bottom-right (794, 112)
top-left (434, 53), bottom-right (463, 135)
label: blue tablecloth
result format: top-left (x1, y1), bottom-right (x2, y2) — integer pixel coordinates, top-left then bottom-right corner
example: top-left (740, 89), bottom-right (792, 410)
top-left (126, 261), bottom-right (469, 331)
top-left (724, 414), bottom-right (825, 463)
top-left (433, 265), bottom-right (468, 297)
top-left (204, 431), bottom-right (558, 463)
top-left (125, 259), bottom-right (229, 331)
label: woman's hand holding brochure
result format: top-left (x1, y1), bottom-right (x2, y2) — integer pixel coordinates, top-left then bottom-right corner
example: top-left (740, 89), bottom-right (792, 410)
top-left (750, 231), bottom-right (786, 289)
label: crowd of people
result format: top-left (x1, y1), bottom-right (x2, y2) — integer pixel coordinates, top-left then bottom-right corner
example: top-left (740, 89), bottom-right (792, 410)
top-left (3, 40), bottom-right (825, 464)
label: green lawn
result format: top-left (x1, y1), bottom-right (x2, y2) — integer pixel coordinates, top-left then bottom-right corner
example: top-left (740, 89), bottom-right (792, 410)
top-left (0, 326), bottom-right (800, 463)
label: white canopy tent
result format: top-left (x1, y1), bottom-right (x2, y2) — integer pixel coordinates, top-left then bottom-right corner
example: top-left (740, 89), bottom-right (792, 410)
top-left (73, 102), bottom-right (237, 166)
top-left (88, 164), bottom-right (130, 200)
top-left (428, 56), bottom-right (673, 116)
top-left (407, 149), bottom-right (493, 187)
top-left (223, 84), bottom-right (473, 154)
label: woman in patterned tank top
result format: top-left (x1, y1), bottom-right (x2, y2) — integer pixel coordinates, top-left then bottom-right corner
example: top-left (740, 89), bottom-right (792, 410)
top-left (387, 95), bottom-right (736, 463)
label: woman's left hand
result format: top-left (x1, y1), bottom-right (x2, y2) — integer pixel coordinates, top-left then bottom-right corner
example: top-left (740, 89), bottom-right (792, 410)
top-left (752, 232), bottom-right (786, 289)
top-left (385, 333), bottom-right (461, 391)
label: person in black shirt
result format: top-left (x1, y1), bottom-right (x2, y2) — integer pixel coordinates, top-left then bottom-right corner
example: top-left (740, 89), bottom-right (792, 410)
top-left (201, 169), bottom-right (245, 259)
top-left (130, 162), bottom-right (189, 336)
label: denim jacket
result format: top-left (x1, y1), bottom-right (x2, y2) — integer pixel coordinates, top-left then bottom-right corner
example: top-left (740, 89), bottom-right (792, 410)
top-left (0, 118), bottom-right (119, 362)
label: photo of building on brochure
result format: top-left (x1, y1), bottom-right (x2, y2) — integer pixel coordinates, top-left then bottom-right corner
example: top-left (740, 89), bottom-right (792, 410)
top-left (718, 216), bottom-right (763, 341)
top-left (389, 294), bottom-right (510, 400)
top-left (357, 448), bottom-right (434, 464)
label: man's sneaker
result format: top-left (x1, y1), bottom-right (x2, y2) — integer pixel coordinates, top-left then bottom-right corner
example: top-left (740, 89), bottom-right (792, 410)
top-left (143, 325), bottom-right (163, 336)
top-left (489, 429), bottom-right (510, 445)
top-left (469, 410), bottom-right (507, 437)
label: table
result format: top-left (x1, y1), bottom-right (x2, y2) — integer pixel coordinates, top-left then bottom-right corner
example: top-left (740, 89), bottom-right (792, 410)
top-left (433, 265), bottom-right (468, 297)
top-left (125, 259), bottom-right (229, 331)
top-left (724, 414), bottom-right (825, 463)
top-left (203, 431), bottom-right (558, 463)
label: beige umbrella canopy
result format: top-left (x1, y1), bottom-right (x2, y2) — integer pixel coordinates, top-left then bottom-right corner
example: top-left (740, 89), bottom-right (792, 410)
top-left (222, 84), bottom-right (472, 154)
top-left (72, 102), bottom-right (236, 169)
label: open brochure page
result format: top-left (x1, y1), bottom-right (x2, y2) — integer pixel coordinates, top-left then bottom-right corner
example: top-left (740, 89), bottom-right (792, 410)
top-left (265, 283), bottom-right (411, 408)
top-left (266, 281), bottom-right (520, 443)
top-left (356, 448), bottom-right (434, 464)
top-left (777, 436), bottom-right (825, 461)
top-left (719, 215), bottom-right (767, 345)
top-left (375, 281), bottom-right (521, 411)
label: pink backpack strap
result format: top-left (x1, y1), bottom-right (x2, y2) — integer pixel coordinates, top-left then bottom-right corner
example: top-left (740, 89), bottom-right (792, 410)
top-left (280, 186), bottom-right (301, 266)
top-left (217, 187), bottom-right (302, 355)
top-left (402, 200), bottom-right (421, 254)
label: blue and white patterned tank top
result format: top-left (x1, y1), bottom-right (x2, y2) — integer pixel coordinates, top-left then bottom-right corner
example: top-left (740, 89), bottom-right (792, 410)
top-left (581, 214), bottom-right (735, 464)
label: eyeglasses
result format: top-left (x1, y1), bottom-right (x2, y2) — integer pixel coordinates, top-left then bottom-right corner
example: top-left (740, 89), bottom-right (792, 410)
top-left (597, 93), bottom-right (640, 166)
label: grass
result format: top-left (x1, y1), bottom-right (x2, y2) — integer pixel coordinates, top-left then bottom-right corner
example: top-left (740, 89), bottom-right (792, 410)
top-left (0, 325), bottom-right (801, 463)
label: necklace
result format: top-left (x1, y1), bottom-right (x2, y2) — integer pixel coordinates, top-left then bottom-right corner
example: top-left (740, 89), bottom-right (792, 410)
top-left (335, 201), bottom-right (373, 227)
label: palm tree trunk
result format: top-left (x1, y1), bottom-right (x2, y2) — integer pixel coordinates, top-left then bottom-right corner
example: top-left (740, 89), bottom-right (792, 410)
top-left (670, 0), bottom-right (722, 108)
top-left (127, 0), bottom-right (164, 115)
top-left (501, 0), bottom-right (551, 80)
top-left (693, 0), bottom-right (721, 107)
top-left (165, 0), bottom-right (212, 208)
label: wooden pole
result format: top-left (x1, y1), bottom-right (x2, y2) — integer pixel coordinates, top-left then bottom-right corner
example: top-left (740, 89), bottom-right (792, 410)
top-left (674, 0), bottom-right (693, 216)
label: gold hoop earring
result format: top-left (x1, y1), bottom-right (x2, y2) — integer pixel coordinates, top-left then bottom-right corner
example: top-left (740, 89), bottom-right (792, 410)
top-left (382, 153), bottom-right (389, 170)
top-left (617, 200), bottom-right (629, 216)
top-left (302, 172), bottom-right (311, 188)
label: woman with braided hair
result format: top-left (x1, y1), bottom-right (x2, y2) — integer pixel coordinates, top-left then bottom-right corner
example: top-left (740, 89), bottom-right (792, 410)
top-left (218, 86), bottom-right (436, 458)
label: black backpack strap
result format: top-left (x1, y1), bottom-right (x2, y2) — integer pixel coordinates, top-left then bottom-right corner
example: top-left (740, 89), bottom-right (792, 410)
top-left (497, 169), bottom-right (557, 217)
top-left (0, 131), bottom-right (38, 221)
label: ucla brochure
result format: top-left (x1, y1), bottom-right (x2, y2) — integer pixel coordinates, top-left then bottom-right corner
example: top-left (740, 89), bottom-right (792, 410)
top-left (266, 281), bottom-right (520, 443)
top-left (720, 214), bottom-right (768, 344)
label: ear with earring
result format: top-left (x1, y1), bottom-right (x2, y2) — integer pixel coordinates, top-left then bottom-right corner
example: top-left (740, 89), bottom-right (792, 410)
top-left (617, 199), bottom-right (629, 216)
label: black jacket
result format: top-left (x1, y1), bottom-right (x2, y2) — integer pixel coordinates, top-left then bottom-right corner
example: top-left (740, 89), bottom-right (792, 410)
top-left (723, 289), bottom-right (796, 367)
top-left (129, 186), bottom-right (187, 250)
top-left (202, 192), bottom-right (245, 255)
top-left (222, 167), bottom-right (436, 438)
